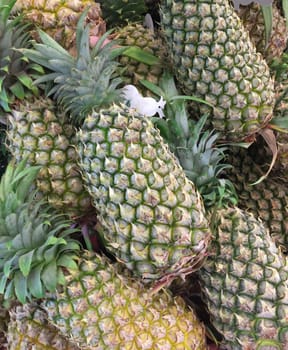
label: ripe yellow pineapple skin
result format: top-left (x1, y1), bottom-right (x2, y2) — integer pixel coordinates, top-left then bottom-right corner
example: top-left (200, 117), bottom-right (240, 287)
top-left (42, 251), bottom-right (207, 350)
top-left (11, 0), bottom-right (106, 54)
top-left (7, 303), bottom-right (80, 350)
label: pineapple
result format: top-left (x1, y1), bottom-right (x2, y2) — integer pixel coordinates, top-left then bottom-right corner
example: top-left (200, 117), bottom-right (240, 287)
top-left (7, 97), bottom-right (93, 219)
top-left (198, 207), bottom-right (288, 349)
top-left (97, 0), bottom-right (148, 27)
top-left (237, 2), bottom-right (288, 64)
top-left (22, 15), bottom-right (211, 282)
top-left (147, 75), bottom-right (288, 349)
top-left (160, 0), bottom-right (275, 141)
top-left (0, 158), bottom-right (81, 303)
top-left (115, 22), bottom-right (170, 97)
top-left (224, 146), bottom-right (288, 250)
top-left (41, 250), bottom-right (207, 350)
top-left (11, 0), bottom-right (106, 55)
top-left (7, 303), bottom-right (80, 350)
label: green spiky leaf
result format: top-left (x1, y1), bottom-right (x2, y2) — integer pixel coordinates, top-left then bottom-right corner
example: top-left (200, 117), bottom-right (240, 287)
top-left (19, 250), bottom-right (34, 277)
top-left (261, 4), bottom-right (273, 45)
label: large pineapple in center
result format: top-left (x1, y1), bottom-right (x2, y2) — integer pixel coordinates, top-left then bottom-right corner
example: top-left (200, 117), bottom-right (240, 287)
top-left (22, 16), bottom-right (211, 282)
top-left (160, 0), bottom-right (275, 141)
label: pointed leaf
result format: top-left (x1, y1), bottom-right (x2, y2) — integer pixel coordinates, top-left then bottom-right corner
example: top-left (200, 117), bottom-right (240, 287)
top-left (122, 46), bottom-right (160, 65)
top-left (19, 250), bottom-right (34, 277)
top-left (14, 271), bottom-right (28, 303)
top-left (261, 4), bottom-right (273, 45)
top-left (41, 260), bottom-right (57, 292)
top-left (283, 0), bottom-right (288, 28)
top-left (0, 274), bottom-right (8, 294)
top-left (27, 264), bottom-right (44, 298)
top-left (9, 82), bottom-right (25, 99)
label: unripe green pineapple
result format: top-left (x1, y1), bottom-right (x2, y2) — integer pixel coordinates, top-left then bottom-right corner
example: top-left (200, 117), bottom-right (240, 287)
top-left (160, 0), bottom-right (275, 141)
top-left (237, 2), bottom-right (288, 64)
top-left (42, 250), bottom-right (207, 350)
top-left (7, 98), bottom-right (92, 219)
top-left (148, 74), bottom-right (288, 349)
top-left (77, 103), bottom-right (210, 280)
top-left (199, 207), bottom-right (288, 349)
top-left (22, 14), bottom-right (211, 282)
top-left (116, 23), bottom-right (169, 96)
top-left (224, 146), bottom-right (288, 250)
top-left (7, 303), bottom-right (80, 350)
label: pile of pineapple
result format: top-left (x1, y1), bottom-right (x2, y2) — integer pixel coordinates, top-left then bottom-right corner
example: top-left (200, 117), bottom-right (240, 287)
top-left (1, 0), bottom-right (288, 349)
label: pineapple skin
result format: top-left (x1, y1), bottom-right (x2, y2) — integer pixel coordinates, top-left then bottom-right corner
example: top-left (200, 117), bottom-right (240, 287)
top-left (115, 23), bottom-right (169, 97)
top-left (11, 0), bottom-right (106, 55)
top-left (7, 303), bottom-right (80, 350)
top-left (224, 147), bottom-right (288, 250)
top-left (160, 0), bottom-right (275, 141)
top-left (199, 207), bottom-right (288, 349)
top-left (7, 98), bottom-right (92, 219)
top-left (237, 3), bottom-right (288, 64)
top-left (42, 251), bottom-right (207, 350)
top-left (76, 104), bottom-right (211, 281)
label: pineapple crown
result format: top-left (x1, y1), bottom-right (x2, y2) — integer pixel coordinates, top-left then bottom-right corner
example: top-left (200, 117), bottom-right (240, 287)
top-left (21, 10), bottom-right (127, 125)
top-left (0, 0), bottom-right (43, 114)
top-left (0, 158), bottom-right (81, 303)
top-left (21, 9), bottom-right (160, 125)
top-left (141, 72), bottom-right (238, 210)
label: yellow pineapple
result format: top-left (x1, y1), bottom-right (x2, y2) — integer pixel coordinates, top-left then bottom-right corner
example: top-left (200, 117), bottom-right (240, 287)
top-left (11, 0), bottom-right (106, 55)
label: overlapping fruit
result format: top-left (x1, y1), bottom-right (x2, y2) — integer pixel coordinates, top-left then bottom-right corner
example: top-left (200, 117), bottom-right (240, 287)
top-left (0, 1), bottom-right (288, 349)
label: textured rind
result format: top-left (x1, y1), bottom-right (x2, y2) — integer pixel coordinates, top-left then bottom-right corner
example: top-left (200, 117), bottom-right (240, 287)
top-left (116, 23), bottom-right (169, 96)
top-left (161, 0), bottom-right (275, 140)
top-left (7, 303), bottom-right (80, 350)
top-left (224, 147), bottom-right (288, 250)
top-left (7, 99), bottom-right (92, 218)
top-left (76, 104), bottom-right (210, 281)
top-left (11, 0), bottom-right (105, 54)
top-left (237, 3), bottom-right (288, 64)
top-left (199, 207), bottom-right (288, 349)
top-left (42, 251), bottom-right (207, 350)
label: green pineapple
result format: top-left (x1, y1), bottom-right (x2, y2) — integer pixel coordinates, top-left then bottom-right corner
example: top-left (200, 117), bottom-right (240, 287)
top-left (224, 146), bottom-right (288, 250)
top-left (41, 250), bottom-right (207, 350)
top-left (7, 97), bottom-right (92, 219)
top-left (0, 158), bottom-right (81, 303)
top-left (98, 0), bottom-right (148, 27)
top-left (160, 0), bottom-right (275, 141)
top-left (199, 207), bottom-right (288, 349)
top-left (147, 75), bottom-right (288, 349)
top-left (7, 303), bottom-right (80, 350)
top-left (115, 22), bottom-right (169, 97)
top-left (21, 15), bottom-right (211, 282)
